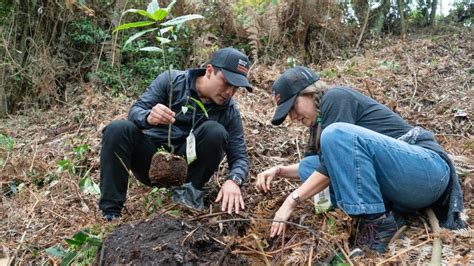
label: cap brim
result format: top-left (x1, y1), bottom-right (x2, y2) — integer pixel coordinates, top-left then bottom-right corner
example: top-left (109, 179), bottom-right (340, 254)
top-left (271, 94), bottom-right (298, 125)
top-left (221, 69), bottom-right (253, 92)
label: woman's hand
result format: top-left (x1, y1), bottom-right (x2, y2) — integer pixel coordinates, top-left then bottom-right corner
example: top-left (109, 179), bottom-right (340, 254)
top-left (270, 196), bottom-right (297, 237)
top-left (256, 165), bottom-right (281, 193)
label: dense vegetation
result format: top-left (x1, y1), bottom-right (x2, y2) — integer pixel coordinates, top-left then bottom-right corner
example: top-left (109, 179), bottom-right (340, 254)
top-left (0, 0), bottom-right (472, 117)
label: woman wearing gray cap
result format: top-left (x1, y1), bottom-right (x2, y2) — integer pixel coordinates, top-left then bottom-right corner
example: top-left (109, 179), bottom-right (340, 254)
top-left (256, 66), bottom-right (465, 253)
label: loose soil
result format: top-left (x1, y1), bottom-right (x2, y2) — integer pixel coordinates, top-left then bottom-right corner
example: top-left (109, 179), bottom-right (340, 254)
top-left (99, 215), bottom-right (247, 265)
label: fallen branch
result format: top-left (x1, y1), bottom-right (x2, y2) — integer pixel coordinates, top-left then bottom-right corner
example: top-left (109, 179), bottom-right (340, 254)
top-left (426, 208), bottom-right (442, 266)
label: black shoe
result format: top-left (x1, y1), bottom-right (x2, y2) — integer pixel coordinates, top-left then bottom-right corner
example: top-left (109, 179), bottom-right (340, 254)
top-left (103, 212), bottom-right (120, 221)
top-left (354, 211), bottom-right (406, 253)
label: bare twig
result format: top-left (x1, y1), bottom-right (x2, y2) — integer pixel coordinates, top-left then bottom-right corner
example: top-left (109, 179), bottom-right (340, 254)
top-left (308, 244), bottom-right (314, 266)
top-left (376, 239), bottom-right (432, 265)
top-left (181, 227), bottom-right (199, 245)
top-left (426, 208), bottom-right (442, 266)
top-left (335, 241), bottom-right (354, 266)
top-left (28, 140), bottom-right (38, 172)
top-left (355, 4), bottom-right (371, 51)
top-left (406, 55), bottom-right (418, 109)
top-left (252, 234), bottom-right (270, 265)
top-left (388, 225), bottom-right (408, 245)
top-left (232, 249), bottom-right (272, 257)
top-left (267, 242), bottom-right (304, 255)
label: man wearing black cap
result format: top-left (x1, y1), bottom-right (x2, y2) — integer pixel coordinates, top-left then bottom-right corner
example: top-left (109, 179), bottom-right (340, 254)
top-left (99, 47), bottom-right (252, 220)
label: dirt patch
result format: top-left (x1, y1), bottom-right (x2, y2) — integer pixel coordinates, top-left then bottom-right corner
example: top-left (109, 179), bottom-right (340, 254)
top-left (98, 215), bottom-right (247, 265)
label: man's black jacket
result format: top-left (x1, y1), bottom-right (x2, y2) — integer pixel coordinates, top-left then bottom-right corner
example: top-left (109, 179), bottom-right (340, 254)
top-left (128, 68), bottom-right (249, 182)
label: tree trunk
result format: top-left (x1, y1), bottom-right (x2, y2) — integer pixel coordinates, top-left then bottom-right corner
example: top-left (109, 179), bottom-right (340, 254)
top-left (297, 0), bottom-right (317, 51)
top-left (429, 0), bottom-right (438, 25)
top-left (397, 0), bottom-right (406, 39)
top-left (353, 0), bottom-right (369, 25)
top-left (0, 32), bottom-right (6, 118)
top-left (369, 0), bottom-right (391, 36)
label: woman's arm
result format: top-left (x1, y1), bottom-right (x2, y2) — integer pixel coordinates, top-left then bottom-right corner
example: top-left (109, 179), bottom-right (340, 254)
top-left (270, 171), bottom-right (329, 237)
top-left (255, 163), bottom-right (300, 193)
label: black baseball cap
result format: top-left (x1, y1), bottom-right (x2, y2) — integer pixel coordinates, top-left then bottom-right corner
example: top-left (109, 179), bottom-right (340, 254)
top-left (209, 47), bottom-right (253, 92)
top-left (271, 66), bottom-right (320, 125)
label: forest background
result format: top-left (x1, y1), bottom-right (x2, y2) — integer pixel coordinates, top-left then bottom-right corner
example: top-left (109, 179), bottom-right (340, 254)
top-left (0, 0), bottom-right (472, 264)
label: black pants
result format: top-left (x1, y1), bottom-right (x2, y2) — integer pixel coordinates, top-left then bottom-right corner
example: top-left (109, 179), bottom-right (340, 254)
top-left (98, 120), bottom-right (228, 215)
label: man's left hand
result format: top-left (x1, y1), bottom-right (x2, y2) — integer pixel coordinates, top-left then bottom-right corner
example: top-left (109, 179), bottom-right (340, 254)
top-left (215, 180), bottom-right (245, 214)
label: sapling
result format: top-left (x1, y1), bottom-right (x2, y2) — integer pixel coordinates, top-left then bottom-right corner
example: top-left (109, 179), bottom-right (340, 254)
top-left (113, 0), bottom-right (205, 186)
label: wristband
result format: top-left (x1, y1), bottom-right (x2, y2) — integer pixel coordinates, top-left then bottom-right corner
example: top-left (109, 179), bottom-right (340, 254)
top-left (227, 175), bottom-right (244, 187)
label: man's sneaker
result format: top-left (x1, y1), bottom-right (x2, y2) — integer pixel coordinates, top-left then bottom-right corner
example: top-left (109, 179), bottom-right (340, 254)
top-left (103, 212), bottom-right (120, 222)
top-left (353, 211), bottom-right (406, 253)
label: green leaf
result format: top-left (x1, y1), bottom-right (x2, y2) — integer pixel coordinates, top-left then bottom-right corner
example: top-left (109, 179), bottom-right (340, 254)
top-left (113, 21), bottom-right (155, 33)
top-left (124, 28), bottom-right (158, 48)
top-left (146, 0), bottom-right (160, 15)
top-left (165, 0), bottom-right (177, 12)
top-left (79, 176), bottom-right (100, 196)
top-left (181, 106), bottom-right (189, 115)
top-left (67, 230), bottom-right (88, 246)
top-left (189, 97), bottom-right (208, 118)
top-left (86, 236), bottom-right (102, 247)
top-left (156, 37), bottom-right (171, 44)
top-left (160, 14), bottom-right (204, 26)
top-left (122, 9), bottom-right (155, 21)
top-left (140, 46), bottom-right (163, 52)
top-left (156, 195), bottom-right (163, 208)
top-left (160, 26), bottom-right (174, 35)
top-left (60, 251), bottom-right (77, 266)
top-left (152, 8), bottom-right (169, 21)
top-left (0, 133), bottom-right (14, 151)
top-left (45, 245), bottom-right (67, 257)
top-left (167, 210), bottom-right (180, 216)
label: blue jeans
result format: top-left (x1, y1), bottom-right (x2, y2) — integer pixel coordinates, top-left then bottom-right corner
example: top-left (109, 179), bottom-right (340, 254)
top-left (299, 122), bottom-right (450, 216)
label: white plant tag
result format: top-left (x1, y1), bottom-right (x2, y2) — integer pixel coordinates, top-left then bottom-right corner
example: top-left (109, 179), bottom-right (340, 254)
top-left (314, 187), bottom-right (332, 214)
top-left (186, 131), bottom-right (197, 164)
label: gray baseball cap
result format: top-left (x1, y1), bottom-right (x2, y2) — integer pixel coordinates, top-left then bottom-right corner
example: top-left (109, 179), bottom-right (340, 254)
top-left (271, 66), bottom-right (320, 125)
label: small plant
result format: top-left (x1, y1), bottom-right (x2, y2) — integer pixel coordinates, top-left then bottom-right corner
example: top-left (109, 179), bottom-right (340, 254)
top-left (378, 60), bottom-right (399, 72)
top-left (56, 158), bottom-right (76, 175)
top-left (73, 143), bottom-right (90, 161)
top-left (0, 133), bottom-right (14, 169)
top-left (287, 56), bottom-right (297, 68)
top-left (0, 133), bottom-right (14, 151)
top-left (321, 68), bottom-right (337, 79)
top-left (114, 0), bottom-right (205, 151)
top-left (114, 0), bottom-right (208, 186)
top-left (144, 186), bottom-right (171, 214)
top-left (69, 19), bottom-right (107, 48)
top-left (45, 228), bottom-right (102, 266)
top-left (79, 176), bottom-right (100, 196)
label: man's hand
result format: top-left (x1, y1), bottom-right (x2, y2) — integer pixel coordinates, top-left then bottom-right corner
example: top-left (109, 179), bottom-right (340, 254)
top-left (215, 180), bottom-right (245, 214)
top-left (147, 103), bottom-right (176, 126)
top-left (256, 166), bottom-right (281, 193)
